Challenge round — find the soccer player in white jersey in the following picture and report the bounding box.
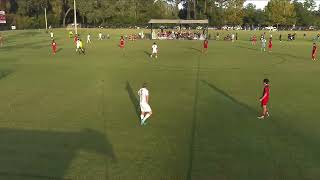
[50,31,54,40]
[87,33,91,43]
[138,83,152,125]
[150,42,158,59]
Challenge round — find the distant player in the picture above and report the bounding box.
[138,83,152,125]
[150,42,158,59]
[119,36,125,49]
[312,43,317,61]
[252,35,257,45]
[50,31,54,40]
[74,34,78,45]
[279,34,282,42]
[258,79,270,119]
[69,30,73,38]
[76,39,85,54]
[98,32,103,40]
[231,33,235,43]
[87,33,91,44]
[268,38,273,52]
[261,37,266,52]
[202,39,208,54]
[51,39,57,55]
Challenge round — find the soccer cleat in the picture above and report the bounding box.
[266,112,270,117]
[257,116,265,119]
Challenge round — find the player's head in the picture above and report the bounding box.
[313,42,316,46]
[142,83,147,88]
[121,36,123,39]
[263,79,269,85]
[153,42,156,45]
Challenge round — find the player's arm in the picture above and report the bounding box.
[260,93,267,101]
[146,95,149,103]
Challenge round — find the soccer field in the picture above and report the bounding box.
[0,29,320,180]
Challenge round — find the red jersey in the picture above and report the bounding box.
[203,40,208,48]
[253,36,257,41]
[52,42,57,48]
[261,84,270,105]
[120,39,125,46]
[74,36,78,44]
[312,45,317,54]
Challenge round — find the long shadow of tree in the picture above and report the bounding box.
[0,128,116,180]
[189,80,320,180]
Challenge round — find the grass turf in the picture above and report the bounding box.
[0,29,320,180]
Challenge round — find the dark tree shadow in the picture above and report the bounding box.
[143,51,151,57]
[0,128,116,180]
[0,69,13,80]
[201,80,258,115]
[193,80,320,179]
[56,48,63,53]
[188,47,202,53]
[125,81,140,122]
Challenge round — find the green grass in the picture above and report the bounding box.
[0,28,320,180]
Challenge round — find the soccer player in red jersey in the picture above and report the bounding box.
[252,35,257,45]
[268,37,272,52]
[258,79,270,119]
[312,43,317,61]
[51,39,57,55]
[74,34,78,44]
[202,39,208,55]
[120,36,125,49]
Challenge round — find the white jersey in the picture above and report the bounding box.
[138,88,149,104]
[152,44,158,53]
[76,40,81,48]
[87,35,91,40]
[50,32,54,38]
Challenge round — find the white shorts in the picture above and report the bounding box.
[152,50,157,54]
[140,103,152,113]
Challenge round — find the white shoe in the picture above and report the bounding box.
[257,116,265,119]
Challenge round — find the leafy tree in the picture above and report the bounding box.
[265,0,296,26]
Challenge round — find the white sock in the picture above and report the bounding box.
[140,114,144,120]
[143,114,151,121]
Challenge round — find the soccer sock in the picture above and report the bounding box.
[143,114,151,121]
[140,114,144,120]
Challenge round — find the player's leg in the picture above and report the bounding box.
[142,111,152,125]
[155,52,158,59]
[258,105,267,119]
[141,104,152,125]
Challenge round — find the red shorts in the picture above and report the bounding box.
[261,100,268,106]
[120,44,124,48]
[52,47,56,52]
[204,45,208,49]
[268,44,272,48]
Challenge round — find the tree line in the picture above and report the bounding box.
[0,0,319,29]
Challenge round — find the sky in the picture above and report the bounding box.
[244,0,320,10]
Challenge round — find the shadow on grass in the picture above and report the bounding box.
[0,69,13,80]
[0,128,115,180]
[144,51,151,57]
[201,80,258,115]
[192,80,320,179]
[56,48,63,53]
[0,39,49,51]
[236,43,305,61]
[188,47,202,53]
[125,81,140,122]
